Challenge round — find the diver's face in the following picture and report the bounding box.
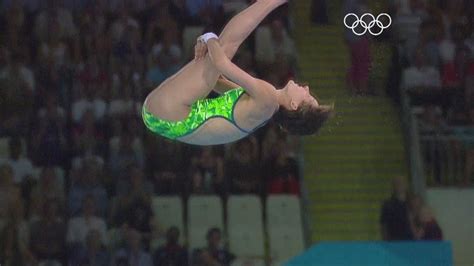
[285,80,318,110]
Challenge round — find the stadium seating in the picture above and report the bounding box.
[227,195,265,258]
[151,196,185,249]
[267,195,305,264]
[187,195,224,249]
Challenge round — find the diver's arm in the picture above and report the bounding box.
[207,39,277,109]
[213,76,240,94]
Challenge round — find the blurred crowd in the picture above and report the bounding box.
[391,0,474,185]
[380,176,443,241]
[0,0,301,265]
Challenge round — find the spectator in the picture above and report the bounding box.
[108,85,139,118]
[109,117,144,158]
[195,227,235,266]
[149,138,188,195]
[37,20,69,70]
[0,164,21,222]
[69,229,110,266]
[416,204,443,240]
[311,0,329,24]
[29,167,65,220]
[72,88,107,124]
[69,159,108,217]
[190,147,225,195]
[29,199,67,265]
[109,130,145,178]
[111,166,153,246]
[440,24,469,89]
[144,3,181,51]
[116,165,153,197]
[344,0,372,95]
[380,176,414,240]
[0,137,35,185]
[0,198,34,265]
[32,94,68,166]
[72,109,106,157]
[409,196,443,240]
[401,48,441,91]
[226,138,262,194]
[263,138,300,195]
[418,20,442,68]
[112,228,153,266]
[146,29,182,88]
[153,226,188,266]
[0,51,35,92]
[185,0,223,23]
[34,0,77,41]
[110,7,139,45]
[67,196,108,247]
[0,52,34,135]
[256,19,297,81]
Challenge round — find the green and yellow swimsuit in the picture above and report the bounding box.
[142,88,265,140]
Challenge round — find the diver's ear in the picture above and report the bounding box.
[290,100,298,111]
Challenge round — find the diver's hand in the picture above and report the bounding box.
[194,39,208,61]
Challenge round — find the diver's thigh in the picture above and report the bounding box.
[158,56,221,105]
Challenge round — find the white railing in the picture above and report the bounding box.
[419,132,474,186]
[401,92,427,196]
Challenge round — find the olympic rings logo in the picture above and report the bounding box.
[343,13,392,36]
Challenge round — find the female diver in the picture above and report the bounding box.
[142,0,333,146]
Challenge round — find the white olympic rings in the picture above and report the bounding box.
[343,13,392,36]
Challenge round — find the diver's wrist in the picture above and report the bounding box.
[198,32,219,44]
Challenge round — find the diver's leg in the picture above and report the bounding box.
[219,0,287,59]
[144,0,287,120]
[144,57,221,121]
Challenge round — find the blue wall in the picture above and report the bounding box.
[286,241,453,266]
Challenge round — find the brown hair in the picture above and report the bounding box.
[274,100,333,136]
